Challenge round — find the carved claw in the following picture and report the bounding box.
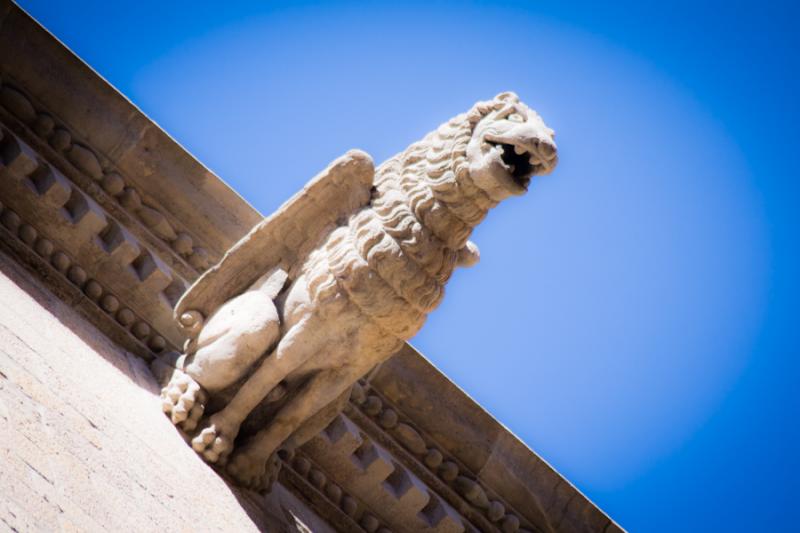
[190,415,237,465]
[161,370,207,433]
[227,450,281,492]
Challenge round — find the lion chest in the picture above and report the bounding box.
[299,207,451,340]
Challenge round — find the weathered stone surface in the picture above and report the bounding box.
[363,394,383,416]
[49,127,71,151]
[17,222,35,244]
[378,407,398,429]
[369,345,503,475]
[66,142,103,180]
[454,476,490,508]
[31,166,71,208]
[393,423,428,455]
[172,231,194,255]
[137,203,178,241]
[0,85,35,122]
[425,448,444,469]
[365,342,622,531]
[32,112,53,137]
[305,414,464,532]
[100,171,125,196]
[0,123,38,175]
[118,186,141,210]
[187,246,210,269]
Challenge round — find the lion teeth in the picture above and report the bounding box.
[529,155,540,166]
[508,164,516,174]
[514,145,526,155]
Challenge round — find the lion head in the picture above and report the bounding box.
[321,92,559,336]
[374,92,557,254]
[466,91,558,200]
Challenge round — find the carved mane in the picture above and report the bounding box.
[308,100,508,340]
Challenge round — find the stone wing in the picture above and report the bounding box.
[174,150,374,323]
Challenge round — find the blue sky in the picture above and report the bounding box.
[17,1,799,530]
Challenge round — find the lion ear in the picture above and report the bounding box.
[467,103,491,126]
[495,91,520,103]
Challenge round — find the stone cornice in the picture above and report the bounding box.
[346,385,530,531]
[0,1,262,264]
[0,123,181,352]
[0,199,168,359]
[0,75,215,279]
[0,87,207,280]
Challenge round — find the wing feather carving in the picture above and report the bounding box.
[174,149,374,323]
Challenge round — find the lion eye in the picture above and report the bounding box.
[507,113,525,123]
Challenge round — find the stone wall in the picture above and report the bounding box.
[0,251,330,532]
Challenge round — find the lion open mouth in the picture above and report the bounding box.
[484,136,557,191]
[499,143,535,189]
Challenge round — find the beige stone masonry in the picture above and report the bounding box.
[0,252,286,531]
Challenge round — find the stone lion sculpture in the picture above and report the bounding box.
[157,92,557,490]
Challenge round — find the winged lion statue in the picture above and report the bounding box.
[156,92,558,490]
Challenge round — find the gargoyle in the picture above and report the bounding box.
[156,92,558,490]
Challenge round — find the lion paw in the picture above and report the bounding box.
[190,417,237,465]
[227,450,281,492]
[160,370,207,432]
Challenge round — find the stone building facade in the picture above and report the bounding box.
[0,2,622,531]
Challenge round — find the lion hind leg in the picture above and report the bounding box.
[189,313,323,465]
[183,290,281,393]
[226,368,356,490]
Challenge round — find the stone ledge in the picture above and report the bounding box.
[365,345,622,532]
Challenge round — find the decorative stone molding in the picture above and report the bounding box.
[282,451,393,533]
[0,123,184,348]
[303,413,466,533]
[348,382,531,532]
[0,197,171,359]
[0,77,214,277]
